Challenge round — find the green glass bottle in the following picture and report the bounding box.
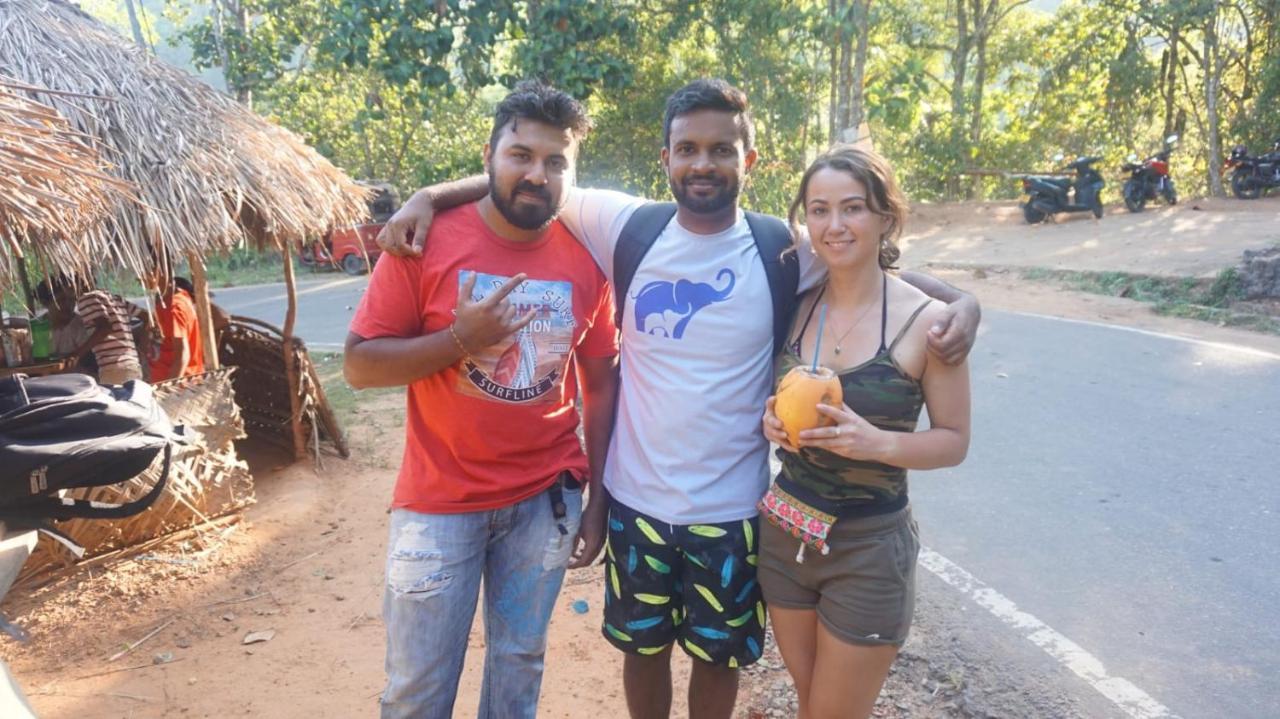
[30,316,52,360]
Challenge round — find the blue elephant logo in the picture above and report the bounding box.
[632,268,736,339]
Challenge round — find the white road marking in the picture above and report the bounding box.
[919,547,1180,719]
[1008,310,1280,362]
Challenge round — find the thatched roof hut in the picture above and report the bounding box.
[0,0,368,282]
[1,0,357,463]
[0,79,133,285]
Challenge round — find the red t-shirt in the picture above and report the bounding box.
[349,203,619,513]
[149,289,205,381]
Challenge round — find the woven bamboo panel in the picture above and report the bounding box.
[218,316,348,459]
[17,369,253,583]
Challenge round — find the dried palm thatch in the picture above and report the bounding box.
[0,79,135,284]
[219,316,349,460]
[0,0,368,285]
[17,369,254,585]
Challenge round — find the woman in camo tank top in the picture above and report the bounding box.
[759,146,971,719]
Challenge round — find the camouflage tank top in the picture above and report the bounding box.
[775,279,931,518]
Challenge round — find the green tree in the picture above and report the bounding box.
[147,0,1279,209]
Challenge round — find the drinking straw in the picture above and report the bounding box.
[812,304,828,372]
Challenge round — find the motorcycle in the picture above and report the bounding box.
[1225,138,1280,200]
[1121,135,1179,212]
[1019,154,1105,224]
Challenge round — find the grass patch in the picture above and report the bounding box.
[312,351,401,427]
[204,249,290,288]
[201,248,345,288]
[312,351,403,469]
[1151,302,1280,333]
[90,249,298,294]
[1018,267,1204,303]
[4,249,300,318]
[1018,267,1280,335]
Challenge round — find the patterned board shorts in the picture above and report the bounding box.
[601,500,766,668]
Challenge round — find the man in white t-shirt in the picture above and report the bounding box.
[377,79,979,718]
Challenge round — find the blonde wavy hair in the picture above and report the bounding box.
[787,145,908,270]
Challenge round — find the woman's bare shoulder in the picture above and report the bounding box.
[913,298,950,335]
[885,273,936,317]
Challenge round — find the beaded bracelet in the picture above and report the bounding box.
[448,323,472,357]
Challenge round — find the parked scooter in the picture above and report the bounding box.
[1018,154,1105,224]
[1225,138,1280,199]
[1121,135,1179,212]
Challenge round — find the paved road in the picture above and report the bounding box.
[219,277,1280,718]
[910,313,1280,719]
[214,275,369,351]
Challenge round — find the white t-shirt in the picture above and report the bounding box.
[560,188,824,524]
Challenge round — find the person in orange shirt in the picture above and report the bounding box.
[344,82,619,719]
[173,276,231,344]
[144,268,205,381]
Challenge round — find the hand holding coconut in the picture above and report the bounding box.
[767,305,851,454]
[769,368,892,463]
[796,402,893,462]
[762,395,800,453]
[767,362,844,453]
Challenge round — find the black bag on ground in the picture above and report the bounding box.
[0,373,185,522]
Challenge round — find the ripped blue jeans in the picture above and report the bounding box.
[380,482,582,719]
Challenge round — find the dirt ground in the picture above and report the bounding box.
[901,194,1280,279]
[3,195,1277,718]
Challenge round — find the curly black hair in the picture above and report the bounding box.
[489,80,593,149]
[662,78,754,151]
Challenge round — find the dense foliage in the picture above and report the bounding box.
[144,0,1279,213]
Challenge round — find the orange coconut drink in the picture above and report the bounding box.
[775,303,843,446]
[775,365,843,446]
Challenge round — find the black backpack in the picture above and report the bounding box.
[0,373,184,523]
[612,202,800,355]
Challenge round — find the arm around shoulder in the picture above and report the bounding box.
[558,187,650,273]
[898,269,981,365]
[377,175,488,257]
[916,302,970,466]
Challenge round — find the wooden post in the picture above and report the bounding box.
[186,252,220,371]
[306,358,349,458]
[280,242,307,461]
[16,257,34,314]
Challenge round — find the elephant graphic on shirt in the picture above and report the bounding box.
[632,268,736,339]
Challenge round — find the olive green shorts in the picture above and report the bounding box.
[757,505,919,646]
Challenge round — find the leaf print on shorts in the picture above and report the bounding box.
[644,554,671,574]
[634,516,665,545]
[694,583,725,613]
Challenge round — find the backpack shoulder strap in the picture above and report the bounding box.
[613,202,678,329]
[743,211,800,356]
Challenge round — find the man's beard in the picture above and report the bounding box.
[670,172,740,214]
[489,175,559,231]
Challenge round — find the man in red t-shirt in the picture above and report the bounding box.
[145,271,206,381]
[345,82,619,719]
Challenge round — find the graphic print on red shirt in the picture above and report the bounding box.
[348,203,618,514]
[456,272,579,404]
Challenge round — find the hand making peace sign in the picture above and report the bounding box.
[451,272,539,354]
